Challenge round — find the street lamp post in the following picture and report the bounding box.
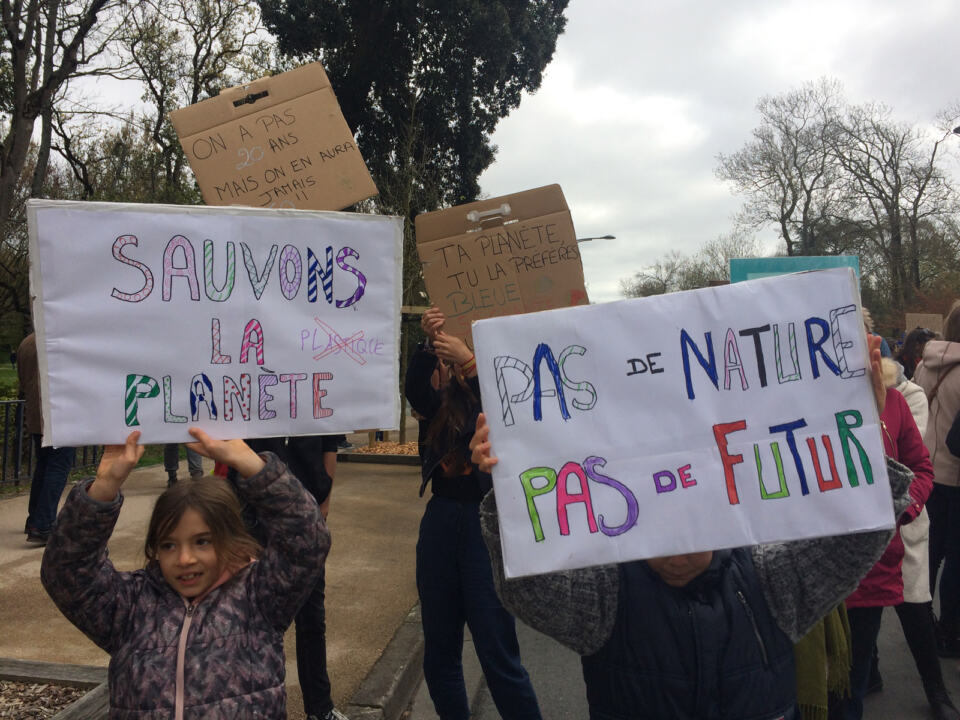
[576,234,616,243]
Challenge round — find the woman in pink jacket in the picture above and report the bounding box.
[841,383,940,719]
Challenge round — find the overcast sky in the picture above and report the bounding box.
[478,0,960,303]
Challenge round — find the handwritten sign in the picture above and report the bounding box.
[472,269,893,578]
[170,62,377,212]
[415,185,588,348]
[27,200,402,446]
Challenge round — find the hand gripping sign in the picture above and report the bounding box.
[472,269,893,578]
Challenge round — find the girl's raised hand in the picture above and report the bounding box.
[186,428,265,478]
[469,413,499,474]
[433,332,473,367]
[421,306,446,342]
[88,431,145,502]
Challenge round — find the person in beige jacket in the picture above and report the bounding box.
[914,301,960,655]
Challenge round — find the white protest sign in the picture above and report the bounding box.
[27,200,402,446]
[472,268,893,578]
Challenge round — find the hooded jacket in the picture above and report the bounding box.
[915,340,960,487]
[845,387,933,607]
[41,453,329,719]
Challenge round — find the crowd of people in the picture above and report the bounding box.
[18,298,960,719]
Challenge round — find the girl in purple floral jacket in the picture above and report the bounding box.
[41,429,330,719]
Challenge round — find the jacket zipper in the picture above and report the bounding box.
[688,604,703,713]
[175,603,196,720]
[736,590,769,667]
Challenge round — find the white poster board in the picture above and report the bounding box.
[27,200,403,446]
[472,268,894,578]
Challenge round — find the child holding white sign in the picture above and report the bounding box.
[470,336,913,720]
[40,429,329,718]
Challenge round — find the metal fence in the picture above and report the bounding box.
[0,399,102,488]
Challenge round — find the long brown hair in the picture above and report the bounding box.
[425,368,479,476]
[145,477,260,570]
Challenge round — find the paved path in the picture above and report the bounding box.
[0,452,424,719]
[411,600,960,719]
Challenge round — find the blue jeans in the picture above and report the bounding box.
[26,435,76,533]
[416,495,542,720]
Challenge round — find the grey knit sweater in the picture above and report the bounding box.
[479,457,913,655]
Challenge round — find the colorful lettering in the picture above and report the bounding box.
[162,376,187,423]
[124,374,159,426]
[723,327,749,391]
[313,372,333,418]
[280,373,307,418]
[258,374,278,420]
[307,246,334,304]
[769,419,809,495]
[241,242,278,300]
[532,343,571,422]
[519,466,558,542]
[162,235,200,301]
[556,461,598,536]
[558,344,597,411]
[805,317,842,379]
[807,435,843,492]
[278,244,302,300]
[584,456,638,537]
[681,329,718,400]
[210,318,231,364]
[336,246,367,308]
[223,374,252,422]
[203,239,235,302]
[240,318,265,365]
[190,373,217,420]
[835,409,873,486]
[713,419,747,505]
[110,235,154,302]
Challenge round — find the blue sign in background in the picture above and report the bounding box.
[730,255,860,284]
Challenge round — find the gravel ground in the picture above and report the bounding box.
[0,681,87,719]
[350,441,419,455]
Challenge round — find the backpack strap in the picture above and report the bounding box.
[928,363,960,407]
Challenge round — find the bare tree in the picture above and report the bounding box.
[0,0,129,227]
[621,233,764,298]
[716,78,847,256]
[52,0,271,203]
[830,103,958,309]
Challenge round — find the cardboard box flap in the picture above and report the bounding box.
[170,63,333,137]
[414,185,587,349]
[169,61,377,212]
[415,184,567,244]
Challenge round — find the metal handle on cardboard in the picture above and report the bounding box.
[466,203,511,223]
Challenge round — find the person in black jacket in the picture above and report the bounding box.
[405,307,541,720]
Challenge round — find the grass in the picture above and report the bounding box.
[0,365,17,400]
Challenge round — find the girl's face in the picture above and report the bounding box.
[157,508,222,599]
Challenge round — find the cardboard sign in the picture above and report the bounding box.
[904,313,943,335]
[472,268,893,578]
[170,62,377,212]
[27,200,403,446]
[415,185,588,348]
